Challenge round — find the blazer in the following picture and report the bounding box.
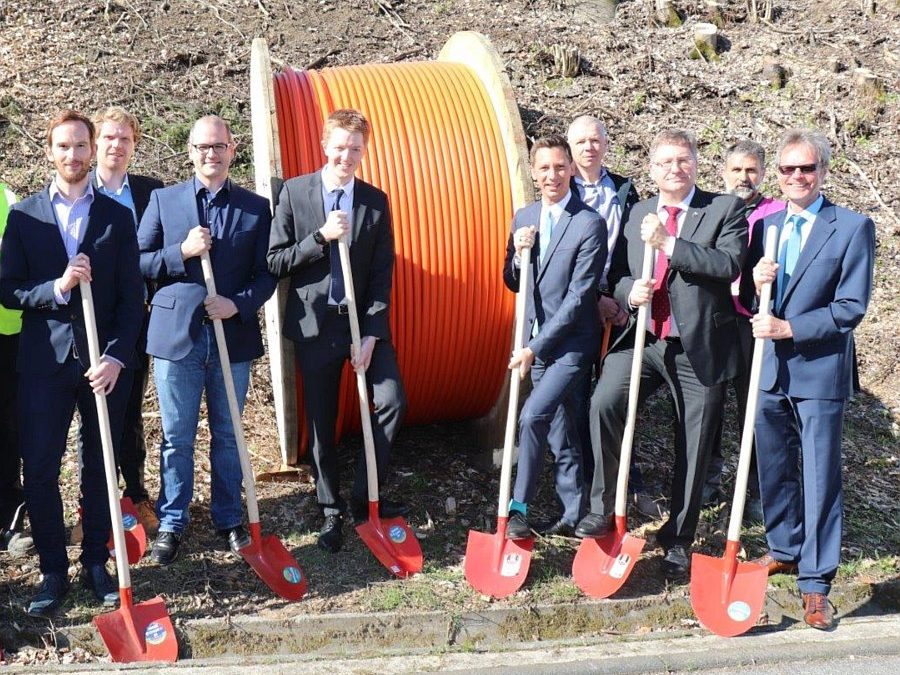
[137,179,276,363]
[89,170,164,226]
[747,197,875,399]
[267,173,395,343]
[502,193,606,366]
[609,188,748,386]
[0,187,144,375]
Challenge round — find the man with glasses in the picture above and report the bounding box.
[747,129,874,630]
[576,129,748,579]
[137,115,276,565]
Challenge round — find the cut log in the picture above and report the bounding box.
[853,68,884,100]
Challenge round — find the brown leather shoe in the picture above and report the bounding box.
[135,499,160,536]
[802,592,834,630]
[752,552,798,576]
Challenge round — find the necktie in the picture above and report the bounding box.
[532,210,554,337]
[329,188,346,304]
[776,215,805,311]
[650,206,681,339]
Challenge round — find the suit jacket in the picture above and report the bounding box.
[746,197,875,399]
[267,173,395,343]
[89,170,164,226]
[609,188,748,386]
[0,188,144,375]
[502,193,606,366]
[137,179,276,362]
[569,169,640,228]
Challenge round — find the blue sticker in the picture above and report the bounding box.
[282,566,303,584]
[144,622,167,645]
[388,525,407,544]
[122,514,138,530]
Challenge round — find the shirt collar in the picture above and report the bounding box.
[49,176,94,205]
[786,193,824,223]
[658,186,695,216]
[573,168,610,189]
[542,189,572,220]
[95,171,131,196]
[194,176,231,199]
[321,167,355,194]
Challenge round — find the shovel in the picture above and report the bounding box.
[690,225,777,637]
[107,497,147,565]
[464,245,534,598]
[200,253,308,601]
[79,280,177,663]
[336,239,423,578]
[573,242,654,598]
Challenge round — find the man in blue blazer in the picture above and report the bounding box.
[138,115,276,565]
[502,134,606,539]
[748,129,875,630]
[0,110,144,616]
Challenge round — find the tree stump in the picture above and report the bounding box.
[689,23,720,61]
[762,56,787,89]
[853,68,884,100]
[655,0,681,27]
[550,44,581,78]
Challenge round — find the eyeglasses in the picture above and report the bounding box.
[652,158,694,170]
[777,164,818,176]
[191,143,230,155]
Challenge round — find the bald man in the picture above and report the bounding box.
[137,115,276,566]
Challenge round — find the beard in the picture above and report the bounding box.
[728,184,757,201]
[57,162,90,185]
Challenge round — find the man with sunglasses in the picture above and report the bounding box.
[577,129,748,579]
[137,115,276,565]
[747,129,875,630]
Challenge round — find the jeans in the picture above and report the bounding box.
[154,324,250,534]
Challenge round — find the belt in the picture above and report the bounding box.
[327,304,350,315]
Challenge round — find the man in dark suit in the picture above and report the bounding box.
[502,135,606,539]
[138,115,276,565]
[267,108,407,553]
[576,129,748,578]
[748,129,875,630]
[89,106,164,536]
[0,110,144,616]
[566,116,662,525]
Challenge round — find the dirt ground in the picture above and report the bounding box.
[1,0,899,666]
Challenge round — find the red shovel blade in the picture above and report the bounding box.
[690,542,769,637]
[107,497,147,565]
[355,514,423,578]
[238,523,307,601]
[464,517,534,598]
[572,517,645,598]
[93,592,177,663]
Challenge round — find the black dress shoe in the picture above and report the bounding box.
[318,514,344,553]
[661,544,690,578]
[26,573,70,618]
[351,498,410,523]
[535,518,576,537]
[81,564,119,607]
[575,513,611,539]
[150,531,182,566]
[505,511,532,540]
[218,525,251,554]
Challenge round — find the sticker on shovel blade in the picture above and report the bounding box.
[145,622,168,645]
[609,553,631,579]
[122,514,138,530]
[282,566,303,584]
[727,601,752,622]
[388,525,407,544]
[500,553,523,577]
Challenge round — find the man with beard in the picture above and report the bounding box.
[700,140,784,521]
[576,129,747,578]
[0,110,144,616]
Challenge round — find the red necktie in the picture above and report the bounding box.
[650,206,681,339]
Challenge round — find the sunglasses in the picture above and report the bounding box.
[777,164,818,176]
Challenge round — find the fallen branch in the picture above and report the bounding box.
[843,157,900,234]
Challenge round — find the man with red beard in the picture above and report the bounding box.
[0,110,144,616]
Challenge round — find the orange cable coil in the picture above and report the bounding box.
[273,62,515,453]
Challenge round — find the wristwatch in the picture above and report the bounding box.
[313,229,327,246]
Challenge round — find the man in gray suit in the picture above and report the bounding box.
[267,109,407,554]
[502,134,606,539]
[576,129,748,578]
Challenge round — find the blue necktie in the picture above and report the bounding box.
[329,189,346,304]
[776,215,805,311]
[533,210,554,337]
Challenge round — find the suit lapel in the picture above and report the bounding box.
[352,182,368,243]
[78,194,105,254]
[307,174,327,230]
[182,180,200,230]
[781,201,837,306]
[36,188,71,266]
[682,190,708,241]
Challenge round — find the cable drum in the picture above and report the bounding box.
[252,33,532,463]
